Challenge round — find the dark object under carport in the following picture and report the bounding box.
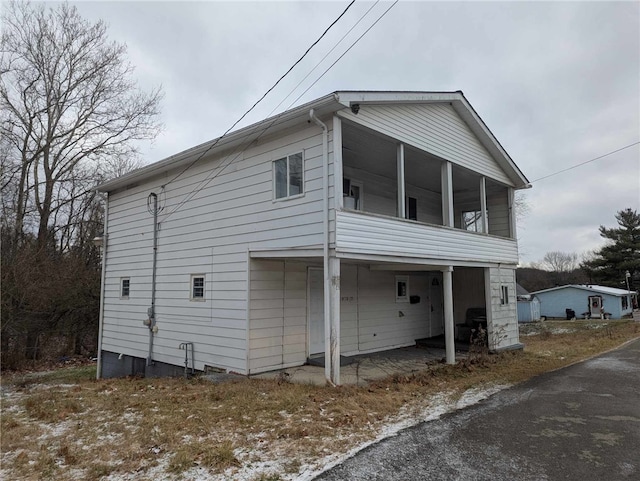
[456,307,487,343]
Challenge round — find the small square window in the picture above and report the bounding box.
[120,278,130,299]
[396,276,409,303]
[191,275,205,301]
[500,285,509,305]
[274,152,304,199]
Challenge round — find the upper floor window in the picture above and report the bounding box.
[343,178,363,210]
[462,210,483,232]
[120,278,130,299]
[405,196,417,221]
[274,152,303,199]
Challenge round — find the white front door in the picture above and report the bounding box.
[308,268,324,356]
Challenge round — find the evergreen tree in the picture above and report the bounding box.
[581,208,640,291]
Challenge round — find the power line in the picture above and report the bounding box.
[531,141,640,183]
[264,1,381,119]
[161,1,398,222]
[161,0,356,189]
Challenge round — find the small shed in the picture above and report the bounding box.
[529,285,635,320]
[516,283,541,323]
[517,297,541,323]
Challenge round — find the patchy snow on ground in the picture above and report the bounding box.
[294,384,510,481]
[2,381,510,481]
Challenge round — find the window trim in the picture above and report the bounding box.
[190,274,206,301]
[273,152,305,201]
[396,275,410,303]
[120,277,130,299]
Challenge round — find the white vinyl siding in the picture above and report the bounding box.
[248,259,308,374]
[338,103,513,185]
[102,122,331,375]
[336,210,519,265]
[486,267,518,349]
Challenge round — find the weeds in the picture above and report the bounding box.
[1,320,637,481]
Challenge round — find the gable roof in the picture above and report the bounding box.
[530,284,635,297]
[96,90,530,193]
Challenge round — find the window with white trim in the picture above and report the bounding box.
[191,275,205,301]
[120,278,130,299]
[274,152,303,199]
[396,275,409,303]
[500,285,509,305]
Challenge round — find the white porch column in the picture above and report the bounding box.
[442,265,455,364]
[333,115,344,210]
[441,161,454,227]
[480,176,488,234]
[397,143,406,218]
[328,256,341,385]
[508,187,516,239]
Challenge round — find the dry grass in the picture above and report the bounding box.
[1,320,638,480]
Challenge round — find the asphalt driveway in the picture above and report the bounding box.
[315,338,640,481]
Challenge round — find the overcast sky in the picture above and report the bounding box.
[68,0,640,265]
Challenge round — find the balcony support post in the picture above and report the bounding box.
[328,256,341,385]
[442,265,455,364]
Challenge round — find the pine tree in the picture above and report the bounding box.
[582,208,640,291]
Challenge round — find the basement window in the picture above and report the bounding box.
[120,278,130,299]
[274,152,304,199]
[500,285,510,305]
[191,275,205,301]
[396,276,409,303]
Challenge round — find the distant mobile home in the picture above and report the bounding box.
[530,285,635,319]
[95,90,531,384]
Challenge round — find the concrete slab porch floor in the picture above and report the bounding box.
[252,346,467,386]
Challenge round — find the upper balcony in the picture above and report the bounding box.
[334,119,519,266]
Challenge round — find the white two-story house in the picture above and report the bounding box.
[95,91,530,385]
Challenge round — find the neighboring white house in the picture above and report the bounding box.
[95,90,531,385]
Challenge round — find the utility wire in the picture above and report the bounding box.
[531,141,640,183]
[161,0,356,189]
[161,1,398,222]
[264,1,381,119]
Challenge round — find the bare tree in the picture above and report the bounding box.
[540,251,579,273]
[1,1,161,366]
[1,1,162,250]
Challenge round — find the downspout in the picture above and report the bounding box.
[309,109,332,385]
[147,192,159,367]
[96,193,109,379]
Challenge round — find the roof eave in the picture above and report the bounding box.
[95,92,342,193]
